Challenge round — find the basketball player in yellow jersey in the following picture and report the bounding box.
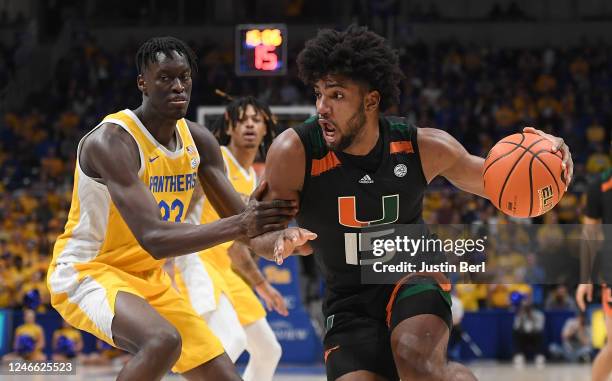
[46,37,296,381]
[175,97,285,381]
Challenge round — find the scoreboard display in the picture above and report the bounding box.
[235,24,287,76]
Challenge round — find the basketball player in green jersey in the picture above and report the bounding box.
[252,26,573,381]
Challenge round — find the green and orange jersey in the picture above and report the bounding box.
[293,116,432,318]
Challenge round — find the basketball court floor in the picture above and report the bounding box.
[0,362,595,381]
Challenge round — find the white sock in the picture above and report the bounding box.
[242,318,282,381]
[203,294,247,362]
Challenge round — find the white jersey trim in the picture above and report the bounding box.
[221,146,255,182]
[49,264,115,341]
[123,109,184,159]
[54,166,112,265]
[174,253,217,315]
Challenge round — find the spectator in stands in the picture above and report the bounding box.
[586,119,606,145]
[9,255,25,294]
[489,283,531,310]
[523,253,546,284]
[549,312,591,363]
[18,269,49,311]
[586,143,612,174]
[493,99,517,132]
[537,211,564,250]
[3,309,46,361]
[489,284,513,309]
[455,283,486,311]
[513,297,546,367]
[545,284,578,311]
[0,258,15,308]
[557,192,580,223]
[52,320,84,361]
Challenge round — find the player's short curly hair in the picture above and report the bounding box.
[297,25,404,111]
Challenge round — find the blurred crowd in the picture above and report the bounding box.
[0,33,611,316]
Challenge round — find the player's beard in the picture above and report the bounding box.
[241,140,258,149]
[331,105,366,152]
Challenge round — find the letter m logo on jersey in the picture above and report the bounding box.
[338,195,399,228]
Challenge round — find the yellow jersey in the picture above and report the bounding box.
[51,109,200,273]
[196,146,256,270]
[0,269,15,308]
[15,323,44,347]
[0,290,11,308]
[54,327,82,344]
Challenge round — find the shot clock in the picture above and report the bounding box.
[235,24,287,76]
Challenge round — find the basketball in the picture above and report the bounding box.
[483,132,566,218]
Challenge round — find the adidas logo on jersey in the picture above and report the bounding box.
[359,174,374,184]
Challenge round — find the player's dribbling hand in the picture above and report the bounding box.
[255,281,289,316]
[242,181,298,238]
[575,283,593,312]
[273,227,317,265]
[523,127,574,191]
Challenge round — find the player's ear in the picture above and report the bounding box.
[365,90,380,112]
[137,74,147,95]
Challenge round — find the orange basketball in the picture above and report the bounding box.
[483,132,566,218]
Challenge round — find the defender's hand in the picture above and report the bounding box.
[241,181,298,238]
[273,227,317,265]
[523,127,573,191]
[255,281,289,316]
[575,283,593,312]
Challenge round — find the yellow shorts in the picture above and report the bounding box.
[47,262,224,373]
[175,254,266,326]
[174,253,233,315]
[218,266,266,326]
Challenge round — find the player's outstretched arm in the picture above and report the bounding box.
[187,119,296,282]
[81,123,293,259]
[249,129,317,262]
[228,241,289,316]
[187,120,296,234]
[418,127,488,198]
[418,127,573,198]
[187,120,251,217]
